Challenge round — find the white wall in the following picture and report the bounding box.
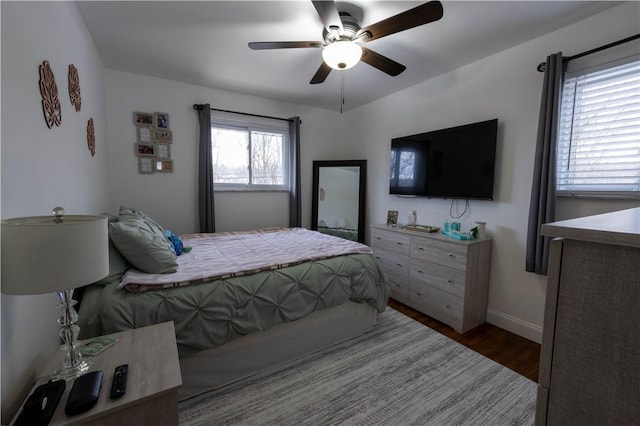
[104,70,343,234]
[1,2,112,420]
[344,2,640,342]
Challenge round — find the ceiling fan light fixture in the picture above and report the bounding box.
[322,41,362,70]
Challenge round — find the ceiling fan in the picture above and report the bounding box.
[248,0,444,84]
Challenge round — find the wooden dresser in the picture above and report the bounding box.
[370,224,492,333]
[536,208,640,425]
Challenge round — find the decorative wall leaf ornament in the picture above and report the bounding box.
[39,60,62,128]
[68,64,81,112]
[87,118,96,157]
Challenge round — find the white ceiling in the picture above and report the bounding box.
[75,1,620,112]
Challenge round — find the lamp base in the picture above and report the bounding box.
[53,289,92,380]
[51,358,93,381]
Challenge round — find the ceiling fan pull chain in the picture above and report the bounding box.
[340,71,345,114]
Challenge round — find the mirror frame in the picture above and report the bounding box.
[311,160,367,243]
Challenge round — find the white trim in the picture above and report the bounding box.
[486,308,543,344]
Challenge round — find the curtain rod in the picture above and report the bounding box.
[192,104,294,123]
[537,33,640,72]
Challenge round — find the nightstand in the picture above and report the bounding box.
[10,321,182,426]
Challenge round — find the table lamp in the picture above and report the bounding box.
[1,207,109,380]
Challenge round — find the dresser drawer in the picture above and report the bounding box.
[386,271,409,301]
[371,227,411,256]
[410,284,464,331]
[372,247,409,278]
[410,236,467,270]
[409,259,466,298]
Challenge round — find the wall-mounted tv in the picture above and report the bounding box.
[389,119,498,200]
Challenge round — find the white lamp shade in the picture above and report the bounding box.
[1,215,109,295]
[322,41,363,70]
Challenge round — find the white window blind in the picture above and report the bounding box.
[557,58,640,197]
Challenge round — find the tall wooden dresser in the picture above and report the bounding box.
[536,208,640,425]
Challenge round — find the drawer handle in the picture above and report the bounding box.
[447,279,453,284]
[396,242,403,246]
[376,236,381,240]
[417,270,424,274]
[446,304,452,309]
[417,292,422,296]
[418,246,425,251]
[448,253,455,258]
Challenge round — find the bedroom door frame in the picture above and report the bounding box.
[311,160,367,243]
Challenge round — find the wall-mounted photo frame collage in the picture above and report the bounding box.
[133,111,173,174]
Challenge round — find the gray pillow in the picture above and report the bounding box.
[109,213,177,274]
[118,206,164,231]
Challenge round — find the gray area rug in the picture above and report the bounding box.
[179,308,536,425]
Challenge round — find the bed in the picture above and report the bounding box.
[317,225,359,241]
[77,208,389,399]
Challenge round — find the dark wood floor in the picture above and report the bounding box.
[389,298,541,383]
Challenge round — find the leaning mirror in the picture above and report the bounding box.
[311,160,366,243]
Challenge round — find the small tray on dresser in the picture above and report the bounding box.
[402,224,440,233]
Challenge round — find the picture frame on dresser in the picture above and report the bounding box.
[386,210,398,226]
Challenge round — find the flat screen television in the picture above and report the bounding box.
[389,118,498,200]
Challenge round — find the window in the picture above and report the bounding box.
[556,58,640,197]
[211,119,288,190]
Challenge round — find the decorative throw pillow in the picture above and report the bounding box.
[118,206,164,231]
[109,211,177,274]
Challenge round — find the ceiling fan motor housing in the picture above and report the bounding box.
[323,12,362,43]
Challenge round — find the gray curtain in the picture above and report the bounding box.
[526,52,564,275]
[196,104,215,233]
[288,117,302,227]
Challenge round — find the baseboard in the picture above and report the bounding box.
[486,308,542,344]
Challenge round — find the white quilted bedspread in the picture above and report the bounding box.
[119,227,372,292]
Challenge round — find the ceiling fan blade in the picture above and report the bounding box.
[249,41,323,50]
[361,47,406,76]
[310,62,332,84]
[357,1,443,43]
[311,0,343,34]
